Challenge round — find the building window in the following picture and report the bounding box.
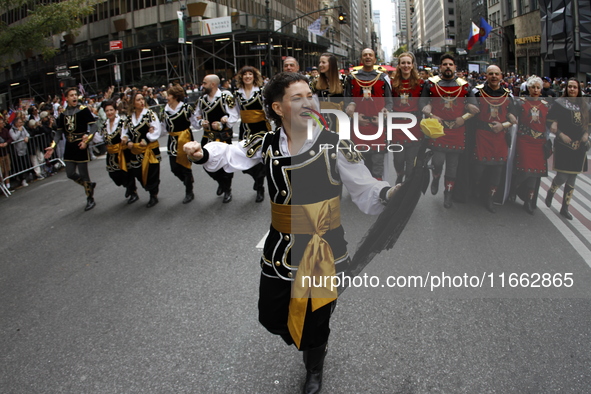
[448,20,455,27]
[448,7,454,15]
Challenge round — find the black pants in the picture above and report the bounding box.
[204,168,233,193]
[169,156,194,194]
[258,273,334,351]
[129,163,160,196]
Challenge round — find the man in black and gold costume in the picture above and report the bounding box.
[195,74,239,203]
[45,87,98,211]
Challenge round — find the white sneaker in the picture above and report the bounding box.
[21,180,28,187]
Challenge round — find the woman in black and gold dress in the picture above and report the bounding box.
[545,78,590,219]
[101,100,137,203]
[123,92,162,208]
[234,65,270,202]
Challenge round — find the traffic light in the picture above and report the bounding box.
[338,12,347,24]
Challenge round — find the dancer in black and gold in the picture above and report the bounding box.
[161,85,199,204]
[195,74,239,203]
[100,100,137,204]
[234,66,270,203]
[545,78,590,220]
[123,91,162,208]
[44,87,98,211]
[185,73,398,394]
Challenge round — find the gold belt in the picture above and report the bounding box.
[271,196,341,349]
[130,141,160,185]
[106,143,128,171]
[240,109,266,124]
[169,129,192,169]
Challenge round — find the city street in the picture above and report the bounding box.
[1,135,591,393]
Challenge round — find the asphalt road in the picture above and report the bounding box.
[1,140,590,393]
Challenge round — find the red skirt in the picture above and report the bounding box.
[515,134,547,175]
[474,128,508,163]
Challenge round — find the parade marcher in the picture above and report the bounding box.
[44,87,98,211]
[184,72,398,394]
[195,74,239,203]
[283,56,300,73]
[545,78,590,220]
[123,91,162,208]
[390,52,424,184]
[234,65,270,203]
[161,84,199,204]
[310,53,345,132]
[0,117,13,190]
[419,54,479,208]
[511,76,550,214]
[470,65,517,213]
[100,100,137,203]
[344,48,393,180]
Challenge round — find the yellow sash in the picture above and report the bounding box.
[106,143,128,172]
[271,196,341,349]
[319,101,343,111]
[240,109,266,123]
[130,141,160,186]
[169,129,192,169]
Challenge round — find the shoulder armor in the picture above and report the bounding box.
[475,84,484,89]
[338,139,363,163]
[503,87,511,93]
[222,91,236,109]
[541,99,548,105]
[456,78,468,86]
[79,105,87,110]
[243,131,266,158]
[428,76,441,84]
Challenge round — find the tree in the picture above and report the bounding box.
[0,0,97,67]
[393,44,408,58]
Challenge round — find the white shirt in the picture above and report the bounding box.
[122,108,161,142]
[202,126,390,215]
[162,101,200,131]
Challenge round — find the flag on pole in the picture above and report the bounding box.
[479,17,493,43]
[467,22,480,50]
[307,17,328,36]
[78,83,86,97]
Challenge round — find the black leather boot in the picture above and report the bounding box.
[545,182,558,207]
[216,184,223,196]
[523,189,535,215]
[255,187,264,203]
[147,194,159,208]
[222,189,232,203]
[303,343,328,394]
[128,192,139,204]
[84,182,96,211]
[560,184,574,220]
[485,187,497,213]
[183,174,194,204]
[431,173,441,195]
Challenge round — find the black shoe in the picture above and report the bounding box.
[216,185,223,196]
[255,188,264,203]
[431,177,440,195]
[125,189,131,198]
[222,190,232,203]
[183,192,194,204]
[485,195,496,213]
[545,188,556,207]
[443,191,453,209]
[560,207,573,220]
[84,198,96,211]
[303,343,327,394]
[523,200,535,215]
[128,193,139,204]
[147,195,158,208]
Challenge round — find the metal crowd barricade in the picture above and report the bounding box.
[1,133,65,198]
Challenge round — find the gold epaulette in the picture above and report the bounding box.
[222,91,236,109]
[428,76,441,84]
[475,84,485,89]
[338,139,362,163]
[80,105,87,110]
[243,131,265,158]
[541,99,548,105]
[456,78,468,86]
[503,87,511,94]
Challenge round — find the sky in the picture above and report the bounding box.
[373,0,394,63]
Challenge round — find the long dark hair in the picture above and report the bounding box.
[562,78,588,130]
[315,53,343,94]
[263,72,309,127]
[391,52,420,92]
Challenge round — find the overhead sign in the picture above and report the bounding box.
[56,70,71,78]
[110,40,123,50]
[201,16,232,36]
[55,64,67,72]
[250,45,267,51]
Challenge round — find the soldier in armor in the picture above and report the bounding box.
[234,66,270,203]
[545,78,590,220]
[195,74,239,203]
[161,84,199,204]
[471,65,517,213]
[419,54,479,208]
[122,91,162,208]
[344,48,393,180]
[44,87,98,211]
[184,72,398,394]
[100,100,137,203]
